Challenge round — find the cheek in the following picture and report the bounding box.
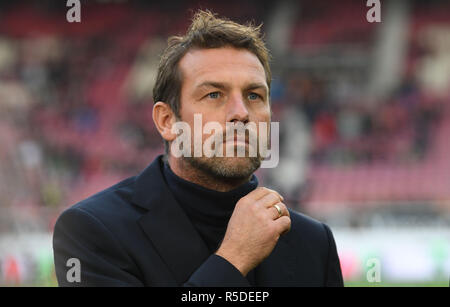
[180,113,225,142]
[254,110,271,137]
[252,107,271,124]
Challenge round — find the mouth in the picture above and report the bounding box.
[225,136,249,146]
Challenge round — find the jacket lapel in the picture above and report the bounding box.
[132,155,211,285]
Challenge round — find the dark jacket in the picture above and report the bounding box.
[53,155,344,286]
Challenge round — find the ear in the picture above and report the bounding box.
[152,102,177,143]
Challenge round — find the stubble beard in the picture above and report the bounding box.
[183,155,262,180]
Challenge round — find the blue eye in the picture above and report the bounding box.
[248,93,260,100]
[208,92,220,99]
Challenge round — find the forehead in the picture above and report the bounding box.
[178,47,267,87]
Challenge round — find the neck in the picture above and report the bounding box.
[167,155,251,192]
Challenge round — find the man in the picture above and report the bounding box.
[53,10,343,287]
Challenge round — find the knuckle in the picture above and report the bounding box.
[258,187,269,193]
[271,191,282,202]
[264,193,279,205]
[281,204,289,215]
[268,188,283,198]
[285,217,292,228]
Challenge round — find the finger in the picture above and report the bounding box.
[246,187,272,201]
[264,188,284,202]
[270,204,282,220]
[247,187,284,202]
[257,192,283,208]
[273,216,291,235]
[269,202,288,220]
[278,203,290,217]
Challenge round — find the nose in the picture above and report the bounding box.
[226,93,249,124]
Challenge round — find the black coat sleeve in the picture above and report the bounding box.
[53,207,144,286]
[183,254,250,287]
[322,223,344,287]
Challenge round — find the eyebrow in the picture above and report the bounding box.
[196,81,229,91]
[245,82,268,96]
[196,81,268,96]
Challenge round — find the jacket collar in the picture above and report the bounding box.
[132,155,211,285]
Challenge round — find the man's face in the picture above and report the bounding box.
[176,46,271,180]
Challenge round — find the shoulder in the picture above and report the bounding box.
[288,209,326,234]
[285,209,334,250]
[56,176,141,232]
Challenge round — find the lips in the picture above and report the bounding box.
[225,135,249,145]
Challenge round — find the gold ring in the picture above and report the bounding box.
[273,204,282,218]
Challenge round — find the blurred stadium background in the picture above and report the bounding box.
[0,0,449,286]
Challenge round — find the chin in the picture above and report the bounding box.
[186,156,261,180]
[222,156,257,168]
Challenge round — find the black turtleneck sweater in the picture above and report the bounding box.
[162,160,259,285]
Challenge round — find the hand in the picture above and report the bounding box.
[215,187,291,276]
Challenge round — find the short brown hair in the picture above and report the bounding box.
[152,10,272,152]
